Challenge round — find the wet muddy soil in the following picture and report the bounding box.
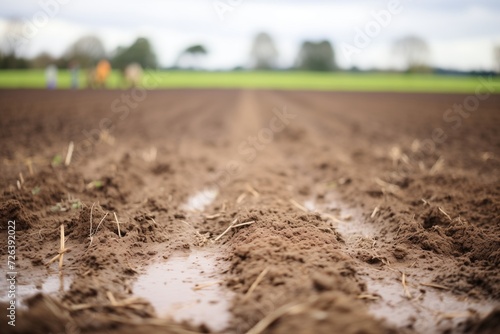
[0,89,499,333]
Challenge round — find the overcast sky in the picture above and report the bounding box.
[1,0,499,70]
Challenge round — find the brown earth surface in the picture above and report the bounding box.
[0,89,499,334]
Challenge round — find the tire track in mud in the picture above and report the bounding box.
[185,90,388,334]
[125,90,275,332]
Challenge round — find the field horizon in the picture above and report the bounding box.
[1,70,499,93]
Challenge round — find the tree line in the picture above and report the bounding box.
[1,27,499,73]
[0,31,344,71]
[0,34,158,71]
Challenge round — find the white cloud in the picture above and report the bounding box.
[430,38,499,71]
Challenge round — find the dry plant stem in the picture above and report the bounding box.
[421,282,450,290]
[193,281,220,291]
[19,172,24,184]
[214,219,256,242]
[321,213,344,224]
[244,267,269,300]
[95,212,109,235]
[438,207,452,221]
[214,218,238,241]
[69,297,149,311]
[402,272,412,299]
[114,212,122,238]
[289,199,308,212]
[237,193,247,204]
[245,297,317,334]
[245,183,260,198]
[374,177,400,194]
[150,218,159,227]
[181,220,207,240]
[438,312,472,320]
[107,291,118,306]
[232,221,255,228]
[357,294,379,300]
[89,202,96,239]
[27,159,34,176]
[88,211,109,250]
[430,156,444,174]
[59,224,65,271]
[205,213,221,220]
[46,247,70,265]
[65,141,74,166]
[86,181,98,189]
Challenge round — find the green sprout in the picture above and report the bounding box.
[86,180,104,189]
[51,154,63,166]
[71,200,82,210]
[93,180,103,188]
[51,203,63,212]
[50,198,82,213]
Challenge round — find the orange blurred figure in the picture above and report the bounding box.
[95,59,111,88]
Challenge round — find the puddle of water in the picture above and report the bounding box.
[303,197,376,240]
[303,196,496,333]
[0,272,71,308]
[181,188,218,211]
[362,269,495,333]
[133,249,232,332]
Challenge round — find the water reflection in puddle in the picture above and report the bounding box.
[362,269,494,333]
[303,197,376,240]
[0,273,71,307]
[182,188,218,211]
[133,249,232,332]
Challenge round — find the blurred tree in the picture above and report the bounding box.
[184,44,207,55]
[250,32,279,70]
[0,52,29,69]
[31,52,56,69]
[64,35,106,68]
[111,37,157,70]
[176,44,208,69]
[0,18,30,69]
[295,40,336,71]
[494,45,500,73]
[393,35,431,73]
[1,19,24,56]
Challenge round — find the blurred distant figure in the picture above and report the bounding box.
[69,60,79,89]
[87,59,111,88]
[124,62,143,87]
[95,59,111,88]
[45,64,57,89]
